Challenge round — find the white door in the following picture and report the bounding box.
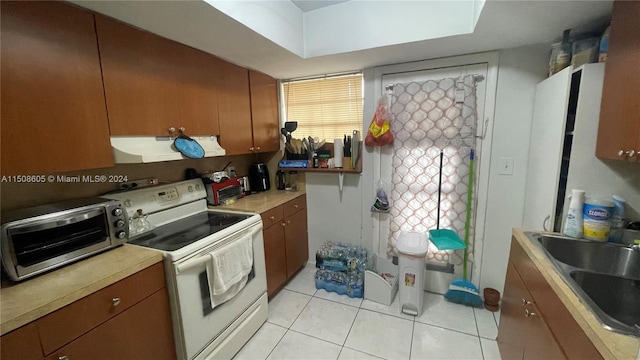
[522,67,572,231]
[377,62,491,293]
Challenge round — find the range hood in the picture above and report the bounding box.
[111,135,225,164]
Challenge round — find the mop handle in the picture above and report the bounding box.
[436,150,443,230]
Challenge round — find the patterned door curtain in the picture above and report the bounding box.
[388,76,480,267]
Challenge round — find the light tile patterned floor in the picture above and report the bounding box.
[234,264,501,360]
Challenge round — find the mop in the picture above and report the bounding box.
[444,149,483,306]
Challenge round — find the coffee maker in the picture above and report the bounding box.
[248,163,270,192]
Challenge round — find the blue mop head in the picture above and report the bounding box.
[444,279,483,307]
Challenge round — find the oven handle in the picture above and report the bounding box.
[175,225,261,274]
[8,208,105,234]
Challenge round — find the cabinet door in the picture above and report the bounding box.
[511,239,602,360]
[1,323,44,360]
[45,290,176,360]
[523,304,565,360]
[217,60,253,155]
[284,209,308,277]
[96,15,219,136]
[263,223,287,297]
[596,0,640,160]
[250,70,281,153]
[497,262,528,360]
[522,67,572,231]
[1,1,113,175]
[498,262,565,360]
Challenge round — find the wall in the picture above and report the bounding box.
[305,44,550,295]
[0,153,273,212]
[479,45,549,293]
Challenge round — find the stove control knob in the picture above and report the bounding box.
[195,184,201,191]
[188,185,194,192]
[115,219,126,228]
[116,231,127,239]
[112,208,123,216]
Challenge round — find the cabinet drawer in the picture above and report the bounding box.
[283,196,306,218]
[261,206,284,228]
[45,289,175,360]
[37,262,165,355]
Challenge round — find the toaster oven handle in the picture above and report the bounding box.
[8,209,105,235]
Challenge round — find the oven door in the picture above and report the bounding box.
[171,220,267,360]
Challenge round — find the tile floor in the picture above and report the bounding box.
[235,264,502,360]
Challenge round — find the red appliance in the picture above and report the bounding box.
[204,177,243,206]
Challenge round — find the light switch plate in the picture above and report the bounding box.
[499,157,514,175]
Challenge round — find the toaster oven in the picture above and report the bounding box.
[204,177,243,206]
[1,197,128,281]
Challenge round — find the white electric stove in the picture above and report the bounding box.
[104,179,267,360]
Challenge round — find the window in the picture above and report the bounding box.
[281,73,363,141]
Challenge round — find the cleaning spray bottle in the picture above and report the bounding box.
[609,195,626,243]
[562,189,585,238]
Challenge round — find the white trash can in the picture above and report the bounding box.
[397,232,429,316]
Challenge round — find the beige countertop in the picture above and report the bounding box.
[211,187,306,214]
[512,228,640,360]
[0,244,163,335]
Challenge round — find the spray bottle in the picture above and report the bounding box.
[562,189,585,238]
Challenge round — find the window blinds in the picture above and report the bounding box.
[282,73,363,141]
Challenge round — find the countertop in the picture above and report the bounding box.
[211,187,306,214]
[0,190,306,336]
[512,228,640,360]
[0,244,163,335]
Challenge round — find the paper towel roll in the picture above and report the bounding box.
[333,139,343,168]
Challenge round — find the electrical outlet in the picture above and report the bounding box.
[119,178,158,190]
[499,157,514,175]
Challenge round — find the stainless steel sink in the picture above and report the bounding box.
[537,235,640,279]
[525,232,640,337]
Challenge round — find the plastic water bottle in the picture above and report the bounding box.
[562,189,585,238]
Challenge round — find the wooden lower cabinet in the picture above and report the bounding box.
[284,209,309,277]
[45,290,175,360]
[263,220,287,297]
[261,195,309,298]
[498,238,602,360]
[499,263,564,360]
[0,323,44,360]
[0,263,176,360]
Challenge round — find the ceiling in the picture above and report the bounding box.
[290,0,350,12]
[71,0,612,79]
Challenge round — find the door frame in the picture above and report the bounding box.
[363,51,499,289]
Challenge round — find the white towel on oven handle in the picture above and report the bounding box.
[205,234,253,304]
[210,274,249,309]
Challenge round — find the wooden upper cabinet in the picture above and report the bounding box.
[217,60,254,155]
[596,0,640,161]
[0,1,113,175]
[95,15,219,137]
[250,70,281,153]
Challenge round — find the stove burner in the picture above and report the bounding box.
[128,211,252,252]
